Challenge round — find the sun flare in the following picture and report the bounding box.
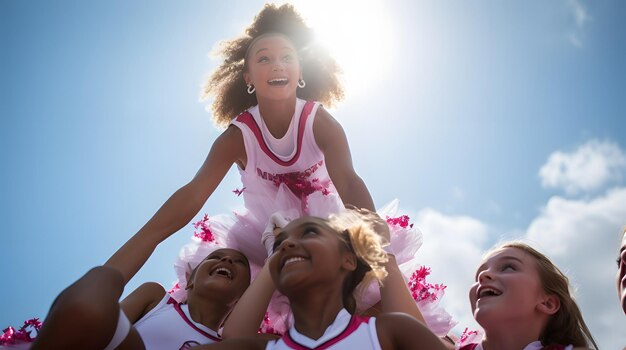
[293,0,396,100]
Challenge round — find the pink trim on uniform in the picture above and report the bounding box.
[281,315,371,350]
[235,101,315,166]
[458,343,568,350]
[167,297,221,342]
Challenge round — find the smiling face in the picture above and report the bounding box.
[244,33,301,102]
[617,230,626,314]
[189,248,251,300]
[269,216,356,297]
[469,247,555,329]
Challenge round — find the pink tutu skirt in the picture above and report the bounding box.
[169,184,455,336]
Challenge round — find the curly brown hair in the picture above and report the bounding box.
[201,3,345,128]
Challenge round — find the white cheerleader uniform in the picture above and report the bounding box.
[133,295,220,350]
[265,309,381,350]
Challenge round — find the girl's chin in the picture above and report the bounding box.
[276,275,308,292]
[258,91,297,101]
[473,307,505,326]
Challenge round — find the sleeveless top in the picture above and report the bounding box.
[133,295,220,349]
[458,341,573,350]
[227,98,343,266]
[265,309,381,350]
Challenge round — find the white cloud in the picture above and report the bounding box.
[413,208,490,335]
[539,140,626,195]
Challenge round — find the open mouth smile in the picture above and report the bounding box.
[210,266,234,280]
[476,286,502,300]
[280,255,309,270]
[268,78,289,86]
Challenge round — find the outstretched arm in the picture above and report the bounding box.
[313,107,375,211]
[105,126,245,283]
[222,261,276,339]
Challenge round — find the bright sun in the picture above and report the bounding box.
[292,0,396,100]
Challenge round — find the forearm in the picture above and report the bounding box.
[222,263,276,339]
[380,255,426,324]
[337,175,375,211]
[105,183,207,283]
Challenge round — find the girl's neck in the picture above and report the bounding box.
[481,322,544,350]
[257,97,297,138]
[186,294,231,331]
[288,286,346,340]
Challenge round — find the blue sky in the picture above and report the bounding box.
[1,0,625,348]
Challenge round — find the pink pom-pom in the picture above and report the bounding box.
[258,312,280,335]
[193,214,217,243]
[458,327,483,347]
[168,282,181,295]
[386,215,414,228]
[1,318,42,345]
[407,266,447,302]
[1,326,16,345]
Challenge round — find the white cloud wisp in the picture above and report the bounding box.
[539,140,626,195]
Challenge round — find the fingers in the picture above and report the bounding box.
[270,211,292,231]
[263,211,294,257]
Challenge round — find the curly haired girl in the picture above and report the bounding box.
[106,3,452,335]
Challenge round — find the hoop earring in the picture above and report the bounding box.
[247,83,255,94]
[297,78,306,88]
